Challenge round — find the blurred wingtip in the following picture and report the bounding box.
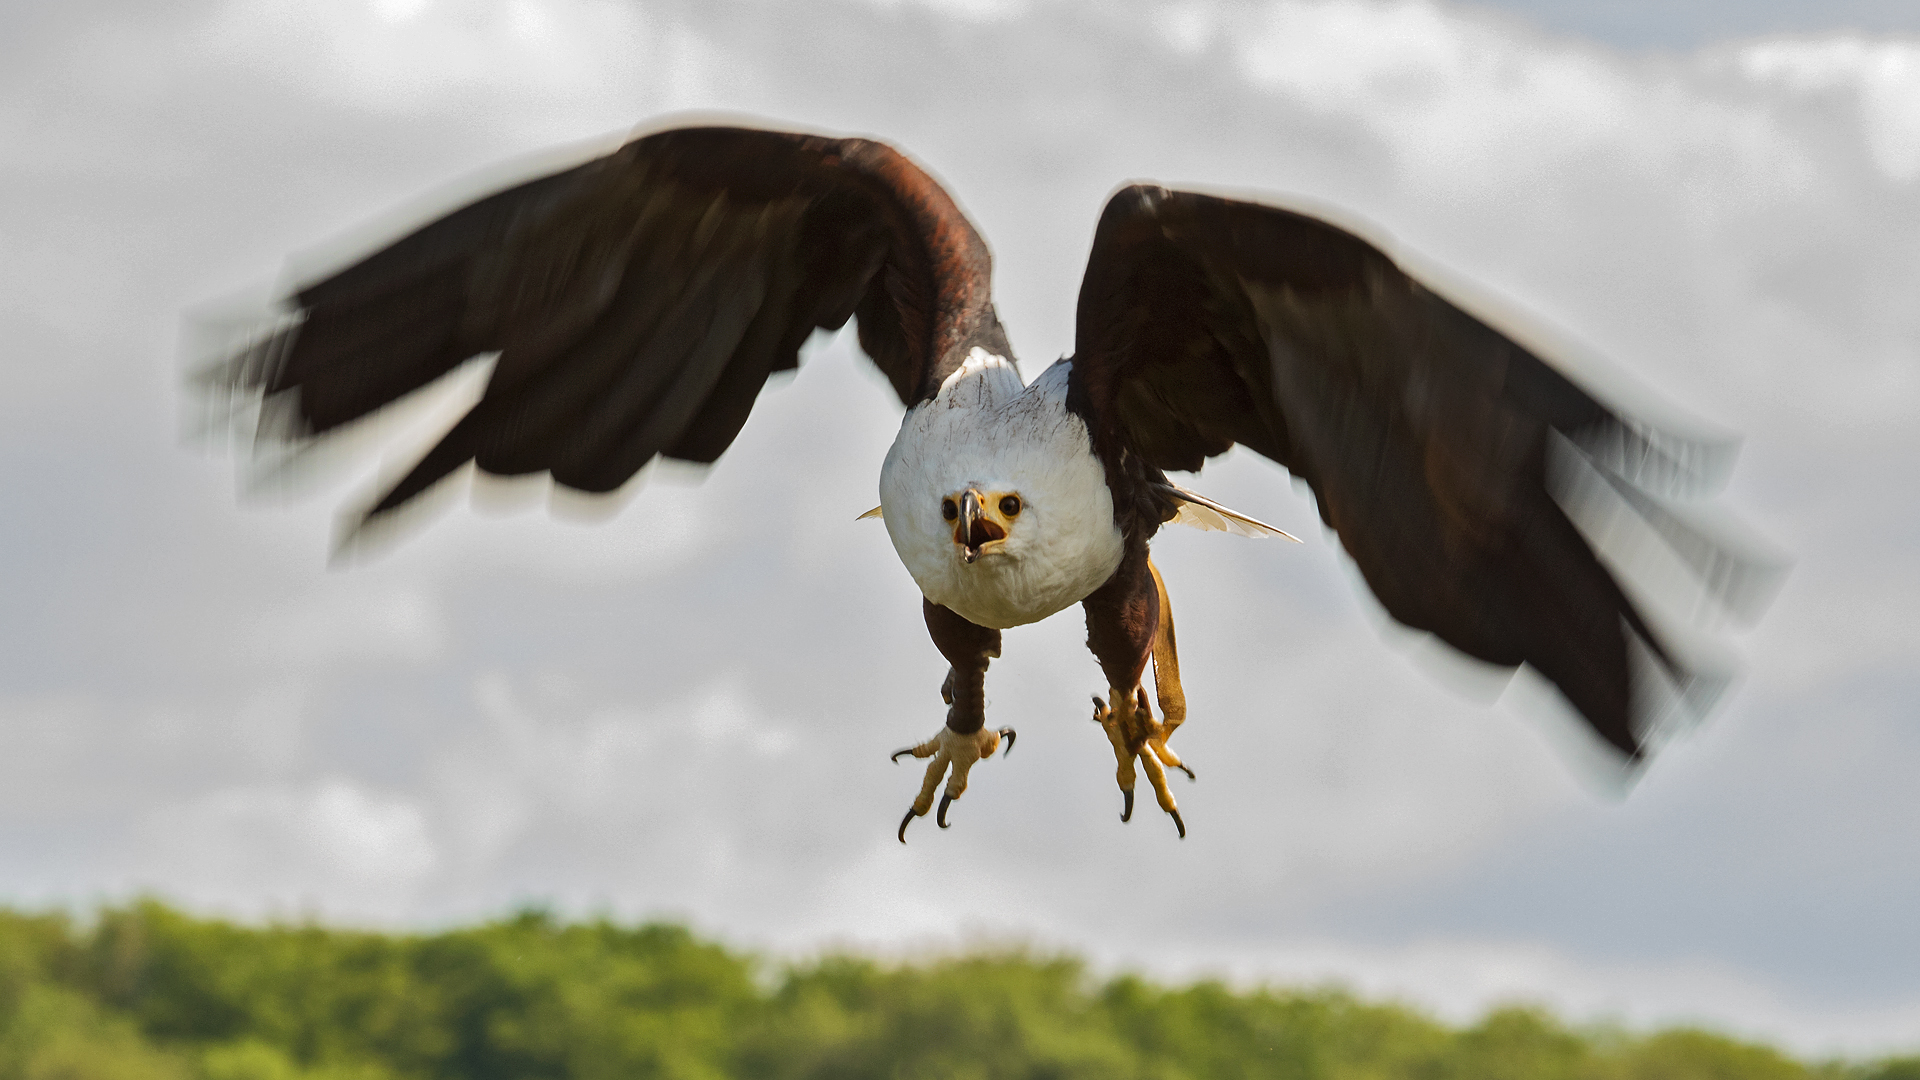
[1549,432,1790,633]
[327,462,473,568]
[1498,610,1739,794]
[1631,634,1737,759]
[1570,413,1745,502]
[185,266,497,553]
[178,290,304,454]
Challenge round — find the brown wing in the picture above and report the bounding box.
[1071,185,1754,759]
[212,126,1003,522]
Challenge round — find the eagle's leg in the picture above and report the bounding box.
[1144,558,1194,781]
[1084,548,1189,837]
[893,600,1012,843]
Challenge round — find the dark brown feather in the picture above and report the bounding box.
[211,126,1003,526]
[1070,185,1748,758]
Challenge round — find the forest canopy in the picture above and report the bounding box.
[0,900,1909,1080]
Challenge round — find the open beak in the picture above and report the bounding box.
[955,489,1005,564]
[960,491,984,564]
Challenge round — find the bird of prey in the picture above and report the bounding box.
[205,123,1754,843]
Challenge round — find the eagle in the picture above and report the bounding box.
[205,124,1749,843]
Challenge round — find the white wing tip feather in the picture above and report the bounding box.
[1163,485,1299,541]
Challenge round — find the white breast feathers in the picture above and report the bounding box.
[878,351,1125,630]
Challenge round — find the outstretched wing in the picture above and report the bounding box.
[208,125,1004,526]
[1071,185,1760,759]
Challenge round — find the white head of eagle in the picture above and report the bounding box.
[879,348,1125,631]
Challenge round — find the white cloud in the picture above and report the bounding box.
[1735,36,1920,182]
[860,0,1032,23]
[204,0,659,118]
[139,780,438,917]
[1228,0,1634,182]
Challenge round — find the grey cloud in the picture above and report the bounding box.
[1465,0,1920,50]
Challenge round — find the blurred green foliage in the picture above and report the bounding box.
[0,900,1906,1079]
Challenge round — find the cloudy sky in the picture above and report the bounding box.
[4,0,1918,1058]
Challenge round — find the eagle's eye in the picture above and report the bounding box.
[999,495,1022,517]
[941,498,958,521]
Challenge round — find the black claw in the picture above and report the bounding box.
[898,808,917,843]
[1176,763,1196,780]
[998,727,1017,756]
[1091,695,1106,717]
[890,747,915,762]
[1170,809,1186,839]
[1121,788,1134,823]
[937,793,954,828]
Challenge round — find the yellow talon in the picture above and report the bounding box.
[894,726,1009,842]
[1090,558,1195,838]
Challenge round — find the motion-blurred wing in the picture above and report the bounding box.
[209,126,1003,525]
[1071,185,1757,758]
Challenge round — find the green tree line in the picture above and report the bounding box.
[0,899,1909,1080]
